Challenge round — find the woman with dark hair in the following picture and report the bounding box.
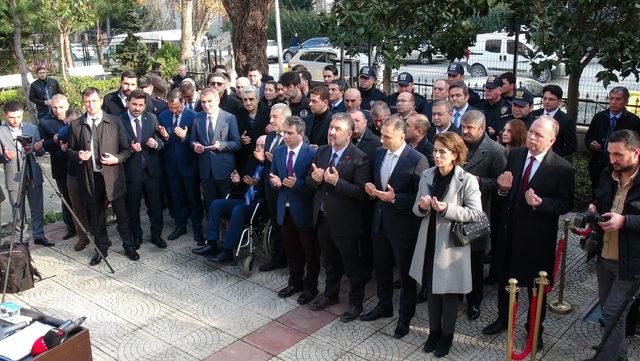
[500,119,527,152]
[260,80,279,107]
[409,132,484,358]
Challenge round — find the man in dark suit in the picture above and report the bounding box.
[449,81,476,129]
[329,79,346,113]
[350,109,381,160]
[38,94,75,239]
[120,90,165,259]
[360,115,429,339]
[236,85,270,171]
[460,110,507,320]
[208,72,243,116]
[585,86,640,192]
[406,113,433,165]
[67,87,133,266]
[483,116,574,350]
[190,88,241,206]
[306,113,370,322]
[255,103,291,271]
[531,84,577,158]
[102,71,155,116]
[270,116,318,305]
[388,72,427,115]
[158,90,203,243]
[426,100,461,144]
[305,86,333,147]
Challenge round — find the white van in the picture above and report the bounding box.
[462,32,560,83]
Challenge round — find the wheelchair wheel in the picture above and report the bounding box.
[261,220,273,258]
[238,255,254,275]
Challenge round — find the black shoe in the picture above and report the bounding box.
[423,329,442,353]
[340,305,363,323]
[483,275,497,285]
[467,305,480,320]
[393,321,410,339]
[89,250,106,266]
[151,237,167,248]
[278,285,303,298]
[192,242,219,255]
[527,331,544,350]
[310,294,339,311]
[433,333,454,358]
[393,279,401,289]
[297,289,318,305]
[259,260,287,272]
[359,305,393,321]
[123,245,140,261]
[167,227,187,241]
[482,319,507,335]
[132,236,142,250]
[34,237,54,247]
[210,249,234,263]
[62,228,76,240]
[417,286,429,304]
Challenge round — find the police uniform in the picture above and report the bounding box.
[389,72,426,114]
[289,95,311,119]
[512,88,535,128]
[358,66,387,111]
[475,76,512,139]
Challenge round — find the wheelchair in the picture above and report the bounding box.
[233,201,273,275]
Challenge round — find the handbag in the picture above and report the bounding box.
[450,185,490,247]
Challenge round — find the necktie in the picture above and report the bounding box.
[603,115,618,153]
[207,116,215,144]
[90,118,101,171]
[380,152,395,190]
[269,134,281,152]
[135,118,146,167]
[520,156,535,194]
[286,150,295,177]
[453,112,461,128]
[328,152,338,169]
[173,115,179,128]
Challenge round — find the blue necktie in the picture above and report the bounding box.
[244,165,263,205]
[603,115,618,153]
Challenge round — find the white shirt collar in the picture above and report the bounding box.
[288,141,303,155]
[387,141,406,158]
[545,108,559,117]
[526,148,549,164]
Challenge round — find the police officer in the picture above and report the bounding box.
[388,72,427,115]
[446,63,481,106]
[511,87,535,127]
[475,75,512,140]
[139,78,168,115]
[358,66,387,111]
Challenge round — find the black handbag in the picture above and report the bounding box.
[450,187,490,247]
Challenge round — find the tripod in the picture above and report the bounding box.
[1,139,114,303]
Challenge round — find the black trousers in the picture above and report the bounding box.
[202,178,232,207]
[54,175,75,231]
[167,174,203,240]
[372,228,417,323]
[466,250,484,307]
[265,191,285,264]
[88,173,132,252]
[317,214,365,307]
[281,208,319,291]
[359,201,375,279]
[127,170,163,241]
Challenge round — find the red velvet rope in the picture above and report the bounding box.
[544,238,566,294]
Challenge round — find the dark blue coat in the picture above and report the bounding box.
[159,108,198,177]
[271,143,315,228]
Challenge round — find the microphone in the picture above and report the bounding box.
[0,321,29,340]
[31,317,86,356]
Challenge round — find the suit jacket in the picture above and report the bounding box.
[220,91,243,116]
[0,123,45,191]
[306,144,370,237]
[330,99,346,113]
[354,127,381,161]
[236,102,270,169]
[531,108,577,157]
[67,113,131,201]
[371,145,429,241]
[38,115,68,180]
[271,143,316,228]
[120,111,164,182]
[305,109,333,146]
[190,109,241,180]
[493,147,574,284]
[263,131,285,205]
[426,123,461,144]
[158,109,198,177]
[585,109,640,182]
[101,90,155,116]
[412,136,434,167]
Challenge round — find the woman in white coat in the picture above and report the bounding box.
[409,132,484,358]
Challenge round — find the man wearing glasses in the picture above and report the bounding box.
[531,84,577,158]
[208,72,242,116]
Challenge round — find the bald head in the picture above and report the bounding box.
[236,77,250,97]
[344,89,362,111]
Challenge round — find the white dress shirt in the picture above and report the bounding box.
[523,149,549,182]
[380,142,406,190]
[85,112,103,172]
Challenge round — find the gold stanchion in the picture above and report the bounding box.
[550,218,573,314]
[530,271,548,361]
[505,278,519,361]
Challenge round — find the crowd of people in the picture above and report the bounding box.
[7,60,640,360]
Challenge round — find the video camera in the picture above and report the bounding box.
[572,212,610,256]
[15,135,32,148]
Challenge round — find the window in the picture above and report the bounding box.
[485,39,501,53]
[300,52,325,62]
[507,40,529,56]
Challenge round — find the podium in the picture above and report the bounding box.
[32,328,92,361]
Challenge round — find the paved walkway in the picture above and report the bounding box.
[4,214,639,361]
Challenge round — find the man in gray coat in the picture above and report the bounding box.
[460,110,506,320]
[0,102,52,246]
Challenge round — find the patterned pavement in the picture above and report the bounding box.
[4,213,640,360]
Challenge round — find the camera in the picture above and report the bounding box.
[573,212,610,256]
[15,135,32,147]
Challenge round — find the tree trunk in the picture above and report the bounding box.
[566,70,584,120]
[9,0,36,120]
[59,33,68,82]
[180,0,194,61]
[63,34,74,68]
[383,65,391,94]
[223,0,274,76]
[96,19,105,66]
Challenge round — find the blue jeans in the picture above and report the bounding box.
[205,198,251,251]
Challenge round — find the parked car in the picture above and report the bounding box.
[266,40,279,62]
[462,32,561,83]
[287,47,378,85]
[376,44,446,65]
[70,43,96,61]
[283,37,331,62]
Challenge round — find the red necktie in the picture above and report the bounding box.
[520,156,535,194]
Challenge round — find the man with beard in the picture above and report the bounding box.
[280,71,310,119]
[305,86,333,147]
[102,71,155,116]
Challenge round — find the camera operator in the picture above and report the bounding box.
[587,129,640,361]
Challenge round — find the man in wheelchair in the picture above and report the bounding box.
[201,135,268,263]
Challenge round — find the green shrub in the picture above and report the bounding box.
[0,89,26,106]
[60,76,120,108]
[149,44,181,80]
[572,151,592,211]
